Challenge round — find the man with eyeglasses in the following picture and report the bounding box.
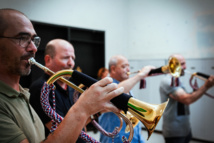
[0,35,41,48]
[0,8,123,143]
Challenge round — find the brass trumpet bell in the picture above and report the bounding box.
[127,98,169,140]
[162,57,181,77]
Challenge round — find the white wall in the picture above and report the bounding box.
[0,0,129,67]
[128,0,214,60]
[1,0,214,141]
[1,0,214,62]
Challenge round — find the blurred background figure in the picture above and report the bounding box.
[159,54,214,143]
[97,67,109,80]
[99,55,154,143]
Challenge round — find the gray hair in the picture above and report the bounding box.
[108,55,125,72]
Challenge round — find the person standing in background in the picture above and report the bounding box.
[159,54,214,143]
[97,67,109,80]
[99,55,155,143]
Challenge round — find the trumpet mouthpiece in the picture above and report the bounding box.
[28,57,35,65]
[127,70,140,75]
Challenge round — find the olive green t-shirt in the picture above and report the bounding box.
[0,81,45,143]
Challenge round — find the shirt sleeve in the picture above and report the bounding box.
[0,105,26,143]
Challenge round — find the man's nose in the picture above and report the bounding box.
[68,58,75,68]
[26,41,37,53]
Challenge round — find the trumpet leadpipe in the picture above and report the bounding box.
[127,66,172,76]
[28,57,84,93]
[127,70,140,75]
[193,72,210,80]
[29,58,54,75]
[127,67,167,75]
[185,70,210,81]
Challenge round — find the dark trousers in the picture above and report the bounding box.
[164,131,192,143]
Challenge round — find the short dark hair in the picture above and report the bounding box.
[0,8,26,36]
[45,43,56,58]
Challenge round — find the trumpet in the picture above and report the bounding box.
[29,58,133,142]
[188,71,210,81]
[125,57,181,130]
[29,57,169,141]
[121,111,139,133]
[186,70,214,99]
[127,57,181,77]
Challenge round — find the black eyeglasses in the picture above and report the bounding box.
[0,35,41,48]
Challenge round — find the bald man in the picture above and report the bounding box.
[159,54,214,143]
[29,39,85,143]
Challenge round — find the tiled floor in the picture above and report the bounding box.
[87,130,206,143]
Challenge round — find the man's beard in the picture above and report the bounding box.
[12,61,31,76]
[20,64,31,76]
[0,50,34,76]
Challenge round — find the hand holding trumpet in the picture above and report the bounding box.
[187,70,214,98]
[204,75,214,89]
[127,65,156,77]
[120,66,156,93]
[137,65,157,77]
[76,77,125,116]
